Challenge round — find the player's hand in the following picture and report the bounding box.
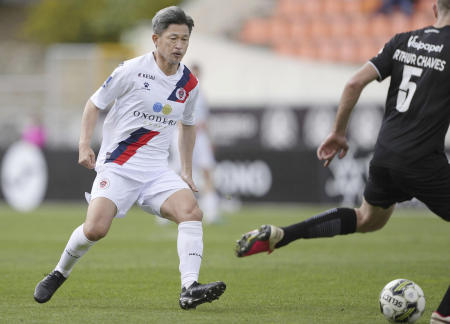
[78,144,96,169]
[181,173,199,192]
[316,132,349,167]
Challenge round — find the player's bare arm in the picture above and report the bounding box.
[78,99,100,169]
[317,62,379,167]
[178,123,198,192]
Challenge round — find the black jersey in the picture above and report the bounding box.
[369,25,450,172]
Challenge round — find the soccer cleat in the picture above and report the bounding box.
[431,311,450,324]
[33,270,67,303]
[235,224,284,257]
[179,281,226,310]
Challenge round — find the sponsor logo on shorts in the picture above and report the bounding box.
[99,178,110,189]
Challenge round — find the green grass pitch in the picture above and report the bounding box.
[0,202,448,323]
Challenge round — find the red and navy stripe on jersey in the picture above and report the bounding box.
[106,127,160,165]
[167,66,198,103]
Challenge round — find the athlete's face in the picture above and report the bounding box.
[153,24,190,66]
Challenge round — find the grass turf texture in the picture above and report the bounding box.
[0,203,448,324]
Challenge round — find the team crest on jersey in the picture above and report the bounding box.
[175,87,187,101]
[99,178,110,189]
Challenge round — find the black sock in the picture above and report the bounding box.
[437,286,450,316]
[275,208,357,248]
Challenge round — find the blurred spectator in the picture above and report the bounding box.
[376,0,414,16]
[190,63,221,224]
[22,113,46,148]
[169,63,222,224]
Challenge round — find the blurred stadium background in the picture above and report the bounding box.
[0,0,445,211]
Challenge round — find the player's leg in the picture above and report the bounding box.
[34,167,141,303]
[56,197,117,273]
[407,166,450,323]
[160,189,226,309]
[235,165,400,257]
[431,286,450,323]
[235,199,394,257]
[34,197,117,303]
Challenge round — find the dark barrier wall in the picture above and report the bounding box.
[43,150,96,200]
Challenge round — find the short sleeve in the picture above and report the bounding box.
[181,86,199,126]
[369,34,400,82]
[90,63,130,110]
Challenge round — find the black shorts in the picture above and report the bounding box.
[364,163,450,221]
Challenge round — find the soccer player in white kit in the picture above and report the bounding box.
[33,6,226,310]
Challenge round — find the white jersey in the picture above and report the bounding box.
[90,53,199,171]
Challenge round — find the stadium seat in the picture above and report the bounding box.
[390,12,412,34]
[268,19,291,46]
[240,18,270,45]
[238,0,439,64]
[322,0,345,16]
[289,18,312,43]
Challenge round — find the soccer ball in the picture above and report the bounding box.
[379,279,426,323]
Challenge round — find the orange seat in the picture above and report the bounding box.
[329,16,352,38]
[349,15,371,39]
[322,0,345,15]
[360,0,382,13]
[289,17,312,43]
[268,19,292,46]
[337,40,360,64]
[343,0,363,15]
[302,0,324,16]
[368,15,392,39]
[275,0,303,18]
[390,12,412,34]
[310,17,331,38]
[240,19,270,45]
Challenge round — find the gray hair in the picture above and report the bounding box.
[152,6,194,35]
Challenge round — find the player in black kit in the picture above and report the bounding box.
[235,1,450,322]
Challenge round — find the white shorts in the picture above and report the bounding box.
[88,164,189,218]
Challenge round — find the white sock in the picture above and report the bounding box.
[177,221,203,289]
[54,224,95,277]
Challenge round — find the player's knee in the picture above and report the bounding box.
[185,204,203,222]
[356,209,387,233]
[83,223,109,241]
